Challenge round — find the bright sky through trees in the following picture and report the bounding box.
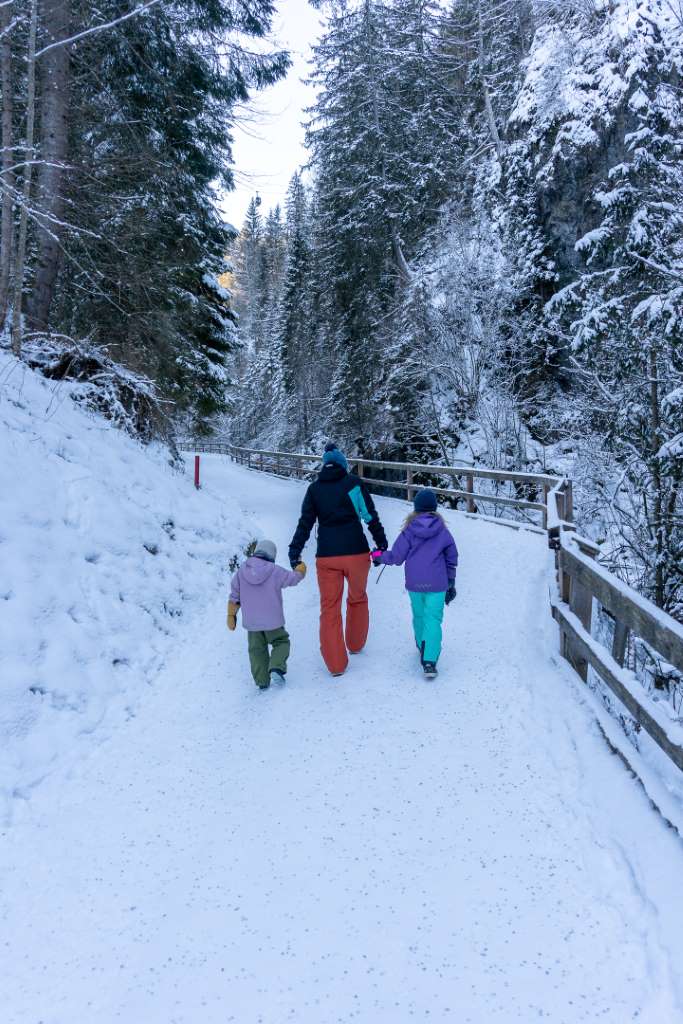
[221,0,322,230]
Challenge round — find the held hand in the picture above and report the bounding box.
[445,583,457,606]
[370,549,383,567]
[294,561,307,577]
[290,556,300,570]
[227,600,240,631]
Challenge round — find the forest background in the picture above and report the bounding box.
[1,0,681,620]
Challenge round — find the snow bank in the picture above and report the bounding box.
[0,353,248,823]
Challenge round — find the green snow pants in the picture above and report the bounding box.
[408,591,446,664]
[247,627,290,688]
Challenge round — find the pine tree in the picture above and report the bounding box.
[307,0,467,447]
[279,175,312,415]
[551,9,683,612]
[20,0,289,430]
[233,198,266,351]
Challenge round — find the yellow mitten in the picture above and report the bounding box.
[227,600,239,631]
[294,561,307,577]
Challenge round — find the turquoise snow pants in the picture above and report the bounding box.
[408,591,446,664]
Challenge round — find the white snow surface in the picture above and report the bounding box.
[2,387,683,1021]
[0,353,249,823]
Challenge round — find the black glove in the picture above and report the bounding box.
[370,549,383,567]
[445,583,457,606]
[290,556,301,570]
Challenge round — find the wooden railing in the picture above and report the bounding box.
[550,526,683,771]
[213,441,562,530]
[180,439,683,774]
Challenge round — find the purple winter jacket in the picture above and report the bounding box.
[230,556,304,631]
[377,514,458,593]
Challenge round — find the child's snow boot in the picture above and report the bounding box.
[270,669,286,686]
[422,661,438,679]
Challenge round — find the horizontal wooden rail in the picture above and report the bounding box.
[178,439,565,530]
[553,531,683,773]
[218,442,564,529]
[559,546,683,674]
[552,599,683,771]
[352,459,559,487]
[355,476,546,514]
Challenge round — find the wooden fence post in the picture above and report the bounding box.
[554,484,570,658]
[564,480,574,523]
[612,620,629,668]
[407,467,414,502]
[194,455,200,490]
[466,473,475,514]
[564,537,599,682]
[567,574,592,681]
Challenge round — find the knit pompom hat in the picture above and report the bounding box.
[322,442,348,472]
[254,539,277,562]
[413,488,437,513]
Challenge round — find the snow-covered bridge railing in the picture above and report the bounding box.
[180,439,683,774]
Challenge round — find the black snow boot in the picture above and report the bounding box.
[422,661,438,679]
[270,669,286,686]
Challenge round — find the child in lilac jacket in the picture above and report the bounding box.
[228,539,306,689]
[372,488,457,678]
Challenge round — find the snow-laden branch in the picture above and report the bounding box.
[629,252,683,284]
[35,0,161,59]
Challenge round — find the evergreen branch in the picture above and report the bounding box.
[35,0,162,59]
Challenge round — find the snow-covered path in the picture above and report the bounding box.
[3,458,683,1023]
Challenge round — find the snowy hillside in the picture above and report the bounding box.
[0,353,249,823]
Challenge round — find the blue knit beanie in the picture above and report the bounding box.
[322,442,348,472]
[414,487,437,513]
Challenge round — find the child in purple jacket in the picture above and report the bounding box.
[372,489,458,678]
[228,539,306,689]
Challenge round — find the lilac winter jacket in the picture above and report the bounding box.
[230,556,304,631]
[377,514,458,593]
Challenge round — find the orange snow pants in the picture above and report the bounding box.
[316,553,371,675]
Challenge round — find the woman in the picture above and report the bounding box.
[288,443,387,676]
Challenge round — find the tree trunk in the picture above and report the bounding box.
[649,340,665,609]
[0,1,14,329]
[477,1,504,160]
[363,0,412,285]
[10,0,38,356]
[26,0,70,333]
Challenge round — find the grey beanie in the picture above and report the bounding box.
[254,539,277,562]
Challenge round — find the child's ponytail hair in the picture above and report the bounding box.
[402,509,445,530]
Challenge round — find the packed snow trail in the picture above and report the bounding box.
[3,457,683,1024]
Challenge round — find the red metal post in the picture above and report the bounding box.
[194,454,200,490]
